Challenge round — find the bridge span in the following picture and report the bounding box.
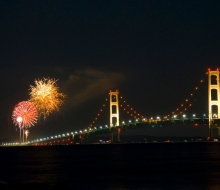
[4,117,213,146]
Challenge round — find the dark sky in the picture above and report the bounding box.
[0,0,220,140]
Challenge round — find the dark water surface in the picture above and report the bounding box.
[0,142,220,189]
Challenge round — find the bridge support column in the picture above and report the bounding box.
[110,129,114,143]
[217,127,220,140]
[117,128,121,143]
[209,127,213,140]
[207,69,220,140]
[109,90,120,143]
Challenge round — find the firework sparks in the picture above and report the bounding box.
[29,78,67,119]
[12,101,38,128]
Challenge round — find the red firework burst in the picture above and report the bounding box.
[12,101,38,128]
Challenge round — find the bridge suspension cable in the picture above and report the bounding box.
[87,96,109,130]
[86,91,147,130]
[168,73,208,118]
[119,95,145,121]
[86,73,208,131]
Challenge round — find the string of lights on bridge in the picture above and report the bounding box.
[118,75,208,122]
[119,95,144,121]
[87,97,108,130]
[118,77,207,122]
[86,78,208,130]
[167,71,211,120]
[87,91,146,130]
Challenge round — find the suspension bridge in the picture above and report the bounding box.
[4,69,220,146]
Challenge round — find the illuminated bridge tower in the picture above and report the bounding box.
[109,90,120,143]
[207,69,220,139]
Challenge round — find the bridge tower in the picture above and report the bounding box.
[109,90,120,142]
[207,69,220,139]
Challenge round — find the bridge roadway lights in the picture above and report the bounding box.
[30,137,73,146]
[26,118,210,145]
[78,119,210,143]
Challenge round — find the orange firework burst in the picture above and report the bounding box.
[12,101,38,128]
[29,78,67,119]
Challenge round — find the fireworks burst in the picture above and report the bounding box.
[29,78,67,119]
[12,101,38,128]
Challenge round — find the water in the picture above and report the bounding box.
[0,142,220,189]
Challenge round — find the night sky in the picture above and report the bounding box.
[1,0,220,140]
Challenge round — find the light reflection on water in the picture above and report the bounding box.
[0,143,220,189]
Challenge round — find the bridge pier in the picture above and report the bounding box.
[209,123,220,140]
[117,127,120,142]
[110,126,121,143]
[207,69,220,140]
[217,127,220,140]
[214,126,220,140]
[110,130,113,143]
